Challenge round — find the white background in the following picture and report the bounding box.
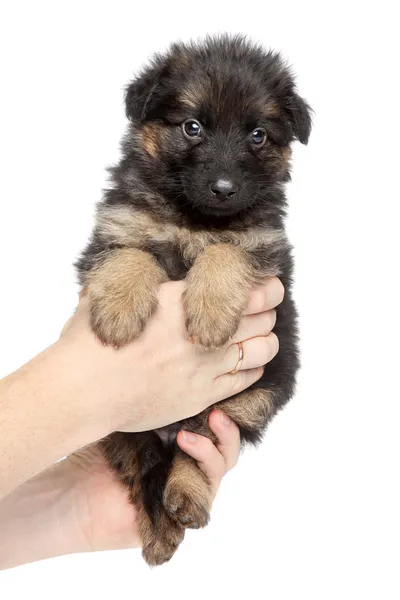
[0,1,399,598]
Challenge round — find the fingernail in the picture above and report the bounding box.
[182,430,197,443]
[220,411,232,426]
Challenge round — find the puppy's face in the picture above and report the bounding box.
[125,38,312,220]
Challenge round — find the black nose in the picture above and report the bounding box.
[210,178,239,200]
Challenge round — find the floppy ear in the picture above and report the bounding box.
[125,60,169,122]
[285,92,313,144]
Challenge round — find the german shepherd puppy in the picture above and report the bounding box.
[76,35,312,566]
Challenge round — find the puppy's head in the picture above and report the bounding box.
[124,36,312,220]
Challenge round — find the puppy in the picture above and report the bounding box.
[76,35,312,566]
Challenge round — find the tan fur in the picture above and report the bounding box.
[281,146,292,171]
[141,123,160,157]
[138,497,185,567]
[95,204,287,271]
[86,247,167,346]
[164,454,212,529]
[101,432,140,480]
[183,243,256,348]
[262,100,281,118]
[101,433,185,566]
[217,389,275,430]
[130,463,185,567]
[172,51,191,71]
[179,84,203,109]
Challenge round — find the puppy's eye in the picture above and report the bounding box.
[182,119,202,139]
[251,128,267,147]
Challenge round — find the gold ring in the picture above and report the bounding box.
[230,341,244,374]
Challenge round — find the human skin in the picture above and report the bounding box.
[0,277,283,500]
[0,410,241,570]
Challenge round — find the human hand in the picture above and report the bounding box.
[61,410,241,553]
[59,277,283,434]
[0,410,241,569]
[0,277,282,500]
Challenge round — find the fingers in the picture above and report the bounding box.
[231,309,276,343]
[219,331,279,376]
[213,366,265,403]
[213,330,278,401]
[208,410,241,473]
[177,410,240,497]
[244,277,284,315]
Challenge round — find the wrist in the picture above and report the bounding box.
[0,340,111,498]
[0,459,91,570]
[48,337,116,439]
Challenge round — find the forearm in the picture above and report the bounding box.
[0,459,90,570]
[0,340,111,500]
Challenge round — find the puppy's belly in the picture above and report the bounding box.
[154,422,182,445]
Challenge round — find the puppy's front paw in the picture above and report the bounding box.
[86,248,166,347]
[183,286,242,349]
[89,288,157,347]
[183,243,254,349]
[184,295,241,350]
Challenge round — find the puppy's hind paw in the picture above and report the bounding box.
[141,514,185,567]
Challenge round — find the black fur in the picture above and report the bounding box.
[76,35,311,558]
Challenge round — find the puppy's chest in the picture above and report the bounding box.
[96,205,288,276]
[151,243,189,280]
